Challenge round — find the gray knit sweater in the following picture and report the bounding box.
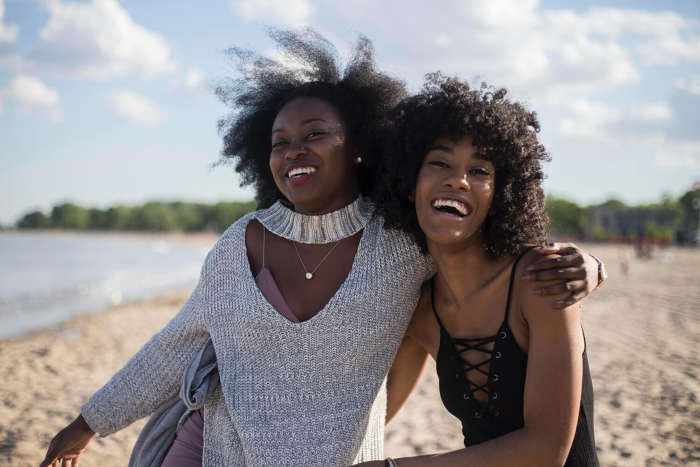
[82,207,432,466]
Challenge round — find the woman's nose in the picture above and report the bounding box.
[284,142,307,160]
[443,172,471,191]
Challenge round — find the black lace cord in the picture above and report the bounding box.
[453,336,497,397]
[430,247,535,406]
[431,280,499,401]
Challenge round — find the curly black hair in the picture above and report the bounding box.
[216,28,406,208]
[376,73,550,258]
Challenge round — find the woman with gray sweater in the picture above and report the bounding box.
[40,30,602,467]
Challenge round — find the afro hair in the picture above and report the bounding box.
[376,73,550,258]
[216,28,407,208]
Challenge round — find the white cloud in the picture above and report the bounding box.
[0,74,61,120]
[559,98,622,141]
[558,99,675,141]
[630,103,673,124]
[543,7,700,66]
[314,1,697,159]
[0,0,18,44]
[463,0,540,30]
[230,0,312,27]
[651,137,700,170]
[107,90,165,125]
[184,68,204,90]
[433,34,451,48]
[28,0,175,79]
[324,1,700,101]
[675,75,700,95]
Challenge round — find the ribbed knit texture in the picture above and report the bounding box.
[255,196,374,244]
[82,207,432,466]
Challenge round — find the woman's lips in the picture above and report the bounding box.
[286,166,317,185]
[431,197,471,217]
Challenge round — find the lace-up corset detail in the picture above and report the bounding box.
[448,332,500,405]
[431,249,532,446]
[431,249,599,466]
[435,316,527,445]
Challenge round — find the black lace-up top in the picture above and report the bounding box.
[432,250,599,466]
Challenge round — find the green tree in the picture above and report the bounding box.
[598,198,627,208]
[50,203,89,229]
[644,221,673,242]
[545,196,586,236]
[590,223,609,242]
[132,202,178,231]
[678,188,700,243]
[88,208,109,229]
[679,188,700,212]
[17,210,51,229]
[210,201,257,232]
[173,202,209,231]
[103,206,135,230]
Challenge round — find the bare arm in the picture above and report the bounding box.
[386,334,429,424]
[358,264,585,466]
[41,250,215,466]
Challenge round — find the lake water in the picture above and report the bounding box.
[0,232,210,338]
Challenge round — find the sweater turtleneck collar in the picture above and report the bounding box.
[253,196,374,244]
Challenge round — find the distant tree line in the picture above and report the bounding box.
[546,187,699,244]
[14,200,257,233]
[9,187,700,244]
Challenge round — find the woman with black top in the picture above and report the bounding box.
[360,74,599,466]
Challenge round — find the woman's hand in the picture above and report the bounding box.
[523,242,603,309]
[40,414,95,467]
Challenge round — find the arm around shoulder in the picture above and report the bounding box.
[360,258,585,467]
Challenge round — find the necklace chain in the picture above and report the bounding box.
[291,239,342,280]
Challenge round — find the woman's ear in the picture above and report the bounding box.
[408,190,415,203]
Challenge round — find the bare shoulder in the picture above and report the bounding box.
[514,248,583,343]
[406,281,440,357]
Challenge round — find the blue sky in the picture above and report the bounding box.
[1,0,699,225]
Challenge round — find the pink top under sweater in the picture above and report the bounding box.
[255,226,300,322]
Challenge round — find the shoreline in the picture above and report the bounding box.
[0,229,220,247]
[1,243,698,465]
[0,230,219,340]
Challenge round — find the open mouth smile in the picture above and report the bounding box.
[431,198,471,217]
[286,166,317,178]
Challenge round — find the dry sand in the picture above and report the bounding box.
[1,243,698,466]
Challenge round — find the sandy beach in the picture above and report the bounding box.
[1,242,698,466]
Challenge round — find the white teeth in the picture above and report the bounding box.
[287,166,316,178]
[432,198,468,216]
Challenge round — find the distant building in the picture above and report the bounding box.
[587,205,677,240]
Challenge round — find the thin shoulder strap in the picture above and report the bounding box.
[261,225,266,269]
[504,246,536,322]
[430,278,448,332]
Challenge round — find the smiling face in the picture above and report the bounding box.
[269,96,359,214]
[414,135,496,249]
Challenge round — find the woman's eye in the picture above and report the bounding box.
[470,167,491,176]
[306,131,326,139]
[271,140,287,149]
[428,160,449,168]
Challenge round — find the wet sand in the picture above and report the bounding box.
[1,243,698,466]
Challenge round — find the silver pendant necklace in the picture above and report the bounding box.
[291,239,342,280]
